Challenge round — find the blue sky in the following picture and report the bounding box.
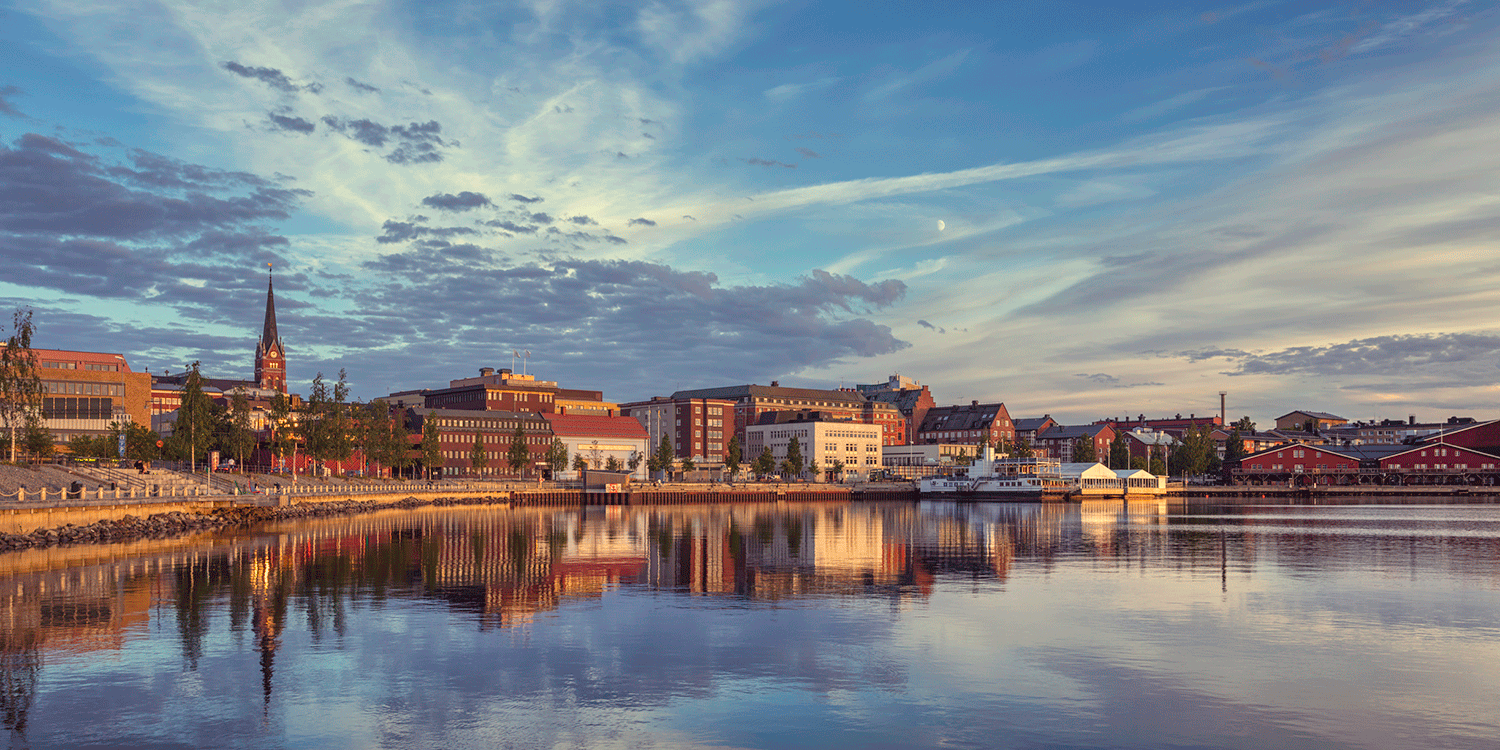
[2,0,1497,425]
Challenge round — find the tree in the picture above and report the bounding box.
[1224,429,1247,465]
[1108,435,1131,469]
[367,402,412,478]
[585,440,604,469]
[1233,416,1255,432]
[1149,456,1166,476]
[0,309,41,464]
[22,415,52,462]
[68,434,111,459]
[1072,435,1097,463]
[1012,438,1034,458]
[754,446,775,477]
[954,448,973,466]
[267,392,297,474]
[605,455,622,472]
[724,435,742,478]
[170,362,217,473]
[470,433,489,474]
[421,418,442,479]
[627,449,642,474]
[779,459,794,477]
[111,421,160,462]
[226,387,256,472]
[546,438,570,477]
[1130,455,1148,471]
[302,370,353,475]
[785,436,804,479]
[507,426,528,475]
[1302,418,1317,434]
[681,455,695,475]
[572,452,588,473]
[830,459,845,481]
[1171,425,1220,477]
[653,435,674,478]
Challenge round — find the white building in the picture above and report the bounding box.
[543,413,650,481]
[745,417,882,481]
[1059,462,1123,493]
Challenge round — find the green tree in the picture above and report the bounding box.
[0,309,41,464]
[653,435,674,477]
[724,435,742,478]
[605,455,622,472]
[1224,429,1247,465]
[226,387,257,472]
[110,421,161,462]
[1072,435,1097,463]
[779,458,794,477]
[1129,455,1148,471]
[421,418,442,479]
[681,455,695,475]
[170,362,217,473]
[369,402,412,477]
[627,449,642,474]
[546,438,569,477]
[754,446,775,477]
[507,426,528,475]
[1012,438,1034,458]
[830,459,845,481]
[302,370,353,475]
[572,452,588,473]
[470,433,489,474]
[267,392,297,474]
[954,448,973,466]
[1233,416,1255,432]
[1171,425,1220,477]
[785,436,804,478]
[22,415,52,462]
[1149,455,1166,476]
[1108,434,1131,469]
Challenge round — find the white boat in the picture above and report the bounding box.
[918,449,1069,499]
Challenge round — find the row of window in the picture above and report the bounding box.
[42,397,116,420]
[42,361,118,371]
[45,380,125,396]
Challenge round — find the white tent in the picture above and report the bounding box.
[1060,462,1122,491]
[1114,468,1165,493]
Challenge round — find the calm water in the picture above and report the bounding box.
[2,500,1498,750]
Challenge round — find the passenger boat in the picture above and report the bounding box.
[918,449,1069,499]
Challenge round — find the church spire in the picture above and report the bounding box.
[254,263,287,393]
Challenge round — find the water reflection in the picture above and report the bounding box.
[0,500,1497,749]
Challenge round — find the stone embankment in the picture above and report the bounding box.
[0,494,506,552]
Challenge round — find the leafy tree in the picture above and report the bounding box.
[977,434,991,454]
[507,426,529,475]
[653,435,674,477]
[1149,456,1166,476]
[1012,438,1034,458]
[779,459,794,477]
[1233,416,1255,432]
[110,421,161,462]
[302,370,353,474]
[267,392,297,474]
[0,309,41,464]
[67,434,105,458]
[572,452,588,473]
[421,418,442,479]
[754,446,775,477]
[724,435,742,478]
[954,448,973,466]
[585,440,604,469]
[681,455,695,475]
[371,402,413,477]
[1072,435,1097,463]
[785,436,804,478]
[605,455,622,472]
[1224,429,1247,464]
[1171,425,1220,477]
[470,433,489,474]
[546,438,569,477]
[22,415,53,462]
[1108,434,1131,469]
[830,459,845,481]
[226,387,257,472]
[170,362,217,472]
[627,449,642,474]
[1129,455,1148,471]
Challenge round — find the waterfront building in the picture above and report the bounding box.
[32,348,152,443]
[880,443,983,478]
[915,400,1014,447]
[1325,415,1480,445]
[856,374,935,444]
[407,407,553,477]
[618,395,735,469]
[1012,416,1056,446]
[416,368,561,413]
[543,412,649,480]
[253,273,288,393]
[669,381,907,448]
[743,411,882,481]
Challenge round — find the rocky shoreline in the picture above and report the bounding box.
[0,495,509,551]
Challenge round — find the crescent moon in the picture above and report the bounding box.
[937,220,946,232]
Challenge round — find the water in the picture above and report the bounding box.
[2,500,1498,749]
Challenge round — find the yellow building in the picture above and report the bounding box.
[33,348,152,442]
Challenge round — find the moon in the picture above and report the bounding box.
[937,219,946,232]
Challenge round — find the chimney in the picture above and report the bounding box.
[771,380,779,387]
[499,368,512,375]
[1409,414,1416,425]
[972,399,979,406]
[480,367,495,377]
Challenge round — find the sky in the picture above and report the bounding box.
[2,0,1497,427]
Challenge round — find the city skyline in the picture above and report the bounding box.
[3,0,1498,425]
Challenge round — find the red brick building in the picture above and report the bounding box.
[618,395,735,467]
[408,407,553,477]
[667,382,907,447]
[1418,420,1500,454]
[1380,443,1500,472]
[916,401,1014,447]
[1035,423,1116,462]
[856,374,936,444]
[1238,444,1360,474]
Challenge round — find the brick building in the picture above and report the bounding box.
[407,407,553,477]
[856,374,935,444]
[32,348,152,443]
[916,401,1014,447]
[668,382,907,447]
[619,395,735,468]
[1035,423,1116,463]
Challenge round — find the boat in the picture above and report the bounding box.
[918,448,1070,500]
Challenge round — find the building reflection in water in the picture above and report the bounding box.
[1,498,1497,735]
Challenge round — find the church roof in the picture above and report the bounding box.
[260,275,281,349]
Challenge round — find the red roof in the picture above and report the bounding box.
[543,413,648,440]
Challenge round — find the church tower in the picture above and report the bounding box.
[254,268,287,393]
